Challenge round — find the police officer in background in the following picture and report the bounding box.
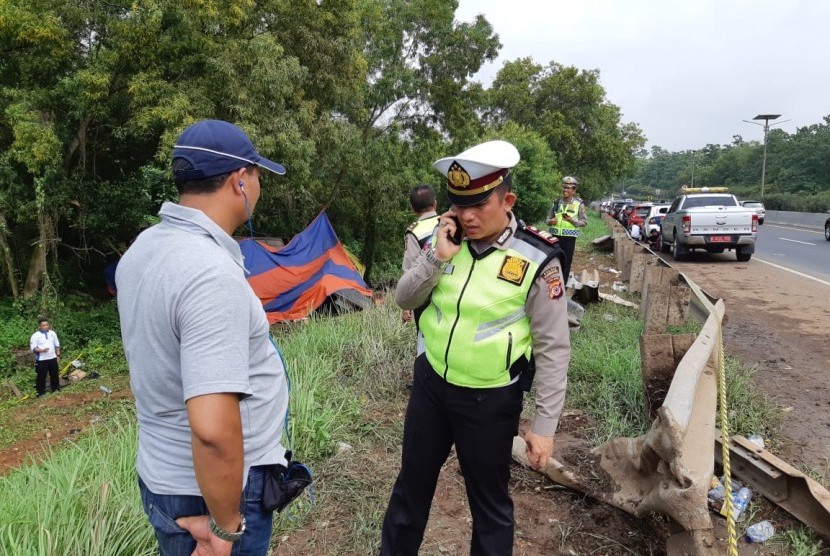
[401,184,440,323]
[382,140,571,556]
[546,175,587,278]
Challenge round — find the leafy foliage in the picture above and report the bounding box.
[616,117,830,209]
[1,0,647,295]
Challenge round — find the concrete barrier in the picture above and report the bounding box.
[766,210,829,230]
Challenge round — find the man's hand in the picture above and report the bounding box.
[524,430,554,470]
[434,210,462,262]
[175,515,233,556]
[401,309,413,323]
[547,216,557,226]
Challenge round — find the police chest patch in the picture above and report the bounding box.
[542,266,563,299]
[498,256,529,285]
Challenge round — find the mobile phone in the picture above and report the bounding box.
[449,216,464,245]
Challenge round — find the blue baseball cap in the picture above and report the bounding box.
[172,119,286,183]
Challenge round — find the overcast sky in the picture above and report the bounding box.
[455,0,829,152]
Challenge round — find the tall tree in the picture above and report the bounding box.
[485,58,645,200]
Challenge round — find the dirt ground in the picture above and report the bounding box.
[663,251,830,473]
[2,245,827,554]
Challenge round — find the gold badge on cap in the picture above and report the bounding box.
[498,256,529,286]
[448,161,471,188]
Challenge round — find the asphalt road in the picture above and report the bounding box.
[656,222,830,283]
[755,223,830,282]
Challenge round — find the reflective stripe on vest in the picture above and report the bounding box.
[408,215,440,248]
[549,200,582,238]
[417,233,552,388]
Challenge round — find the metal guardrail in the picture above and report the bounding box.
[592,215,721,555]
[513,214,830,553]
[592,214,830,552]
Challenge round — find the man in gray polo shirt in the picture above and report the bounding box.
[117,119,289,556]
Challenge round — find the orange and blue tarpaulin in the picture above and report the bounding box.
[240,212,372,323]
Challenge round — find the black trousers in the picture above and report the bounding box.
[554,235,575,280]
[35,358,60,396]
[381,354,523,556]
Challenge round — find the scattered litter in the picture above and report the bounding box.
[567,298,585,328]
[747,435,765,450]
[598,292,639,309]
[707,476,726,511]
[603,314,617,322]
[611,281,627,292]
[745,520,775,543]
[99,386,113,395]
[71,360,84,369]
[598,266,621,275]
[721,486,752,520]
[336,442,353,454]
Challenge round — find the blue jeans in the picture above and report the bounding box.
[138,466,274,556]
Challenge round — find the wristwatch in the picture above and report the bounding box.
[208,514,246,543]
[424,247,448,270]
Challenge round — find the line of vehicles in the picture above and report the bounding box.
[598,188,761,262]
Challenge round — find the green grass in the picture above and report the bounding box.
[719,355,781,441]
[0,408,156,556]
[0,223,815,552]
[561,301,650,443]
[576,209,613,249]
[770,526,826,556]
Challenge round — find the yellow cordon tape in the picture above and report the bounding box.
[718,330,739,556]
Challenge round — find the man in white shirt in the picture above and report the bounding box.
[30,318,61,398]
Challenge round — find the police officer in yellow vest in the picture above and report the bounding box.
[402,185,440,323]
[546,175,587,278]
[403,184,440,272]
[382,140,571,556]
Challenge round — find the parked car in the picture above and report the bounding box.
[740,200,766,225]
[825,216,830,241]
[626,203,654,231]
[661,189,757,261]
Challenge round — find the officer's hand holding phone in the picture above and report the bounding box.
[434,210,462,262]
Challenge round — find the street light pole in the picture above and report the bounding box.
[690,151,697,187]
[742,114,786,199]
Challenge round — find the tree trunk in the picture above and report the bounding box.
[22,209,56,298]
[0,213,20,298]
[361,205,377,283]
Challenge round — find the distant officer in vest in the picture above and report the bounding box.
[401,184,440,323]
[382,140,571,556]
[546,175,587,278]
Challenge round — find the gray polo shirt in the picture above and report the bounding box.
[116,202,288,495]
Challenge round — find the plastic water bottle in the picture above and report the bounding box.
[745,520,775,543]
[99,386,113,395]
[731,487,752,520]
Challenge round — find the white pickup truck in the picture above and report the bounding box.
[659,190,758,261]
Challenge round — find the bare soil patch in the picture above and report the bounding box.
[663,251,830,474]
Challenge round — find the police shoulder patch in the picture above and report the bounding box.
[523,225,559,245]
[541,266,563,299]
[498,255,529,286]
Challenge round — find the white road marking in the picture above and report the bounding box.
[765,224,824,235]
[754,257,830,286]
[779,237,816,246]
